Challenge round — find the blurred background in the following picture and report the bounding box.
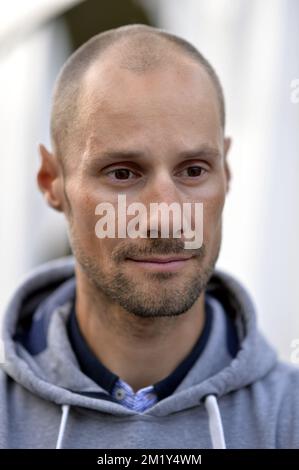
[0,0,298,362]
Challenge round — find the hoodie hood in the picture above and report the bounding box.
[2,256,277,420]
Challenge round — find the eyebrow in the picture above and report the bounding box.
[88,145,220,163]
[177,145,221,160]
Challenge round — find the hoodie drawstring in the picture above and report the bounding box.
[56,404,70,449]
[56,397,225,449]
[204,395,226,449]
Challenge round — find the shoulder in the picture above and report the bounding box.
[266,360,299,392]
[260,361,299,448]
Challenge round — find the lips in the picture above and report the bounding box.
[125,255,194,272]
[127,256,193,263]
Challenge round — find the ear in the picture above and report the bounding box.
[37,144,64,212]
[223,137,232,193]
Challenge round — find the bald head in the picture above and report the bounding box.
[50,24,225,161]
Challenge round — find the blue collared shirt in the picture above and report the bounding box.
[67,300,214,412]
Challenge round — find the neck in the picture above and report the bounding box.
[75,266,206,393]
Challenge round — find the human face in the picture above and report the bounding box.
[61,57,230,317]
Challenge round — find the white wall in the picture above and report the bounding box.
[0,19,71,322]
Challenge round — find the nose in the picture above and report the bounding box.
[145,168,181,203]
[139,169,184,239]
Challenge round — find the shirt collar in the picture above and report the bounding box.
[67,299,213,400]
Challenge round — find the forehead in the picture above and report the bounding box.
[78,56,222,153]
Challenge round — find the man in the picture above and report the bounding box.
[1,24,299,449]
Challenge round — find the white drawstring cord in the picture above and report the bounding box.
[56,404,70,449]
[204,395,226,449]
[56,398,225,449]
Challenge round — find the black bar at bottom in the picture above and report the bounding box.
[0,450,298,466]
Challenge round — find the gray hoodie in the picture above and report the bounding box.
[1,257,299,449]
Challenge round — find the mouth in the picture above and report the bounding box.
[125,255,194,272]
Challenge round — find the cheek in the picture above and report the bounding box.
[74,194,97,238]
[68,176,121,220]
[201,184,226,243]
[65,181,101,247]
[67,184,122,261]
